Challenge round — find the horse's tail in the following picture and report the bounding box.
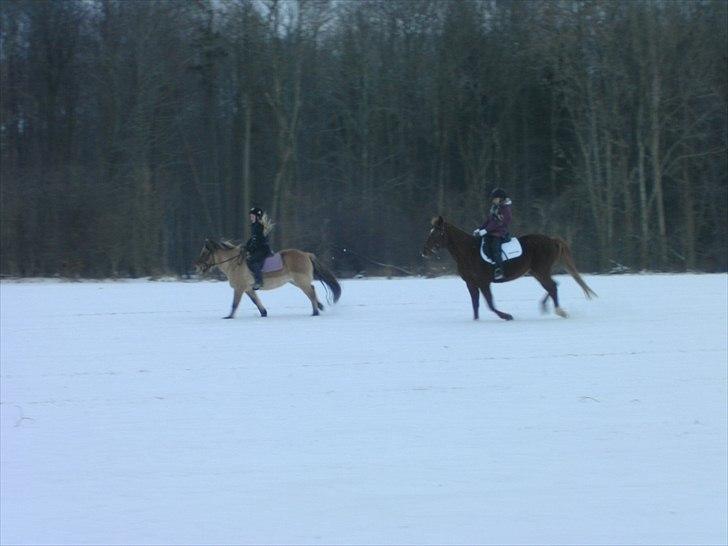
[554,238,597,299]
[310,254,341,304]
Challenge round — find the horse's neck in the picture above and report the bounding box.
[445,224,476,261]
[215,248,242,276]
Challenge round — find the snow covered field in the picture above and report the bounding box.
[1,274,726,545]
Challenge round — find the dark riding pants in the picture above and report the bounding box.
[246,249,269,285]
[485,234,504,269]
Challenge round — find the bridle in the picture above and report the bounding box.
[199,248,242,273]
[424,222,448,256]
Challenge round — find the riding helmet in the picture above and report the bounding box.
[489,187,507,200]
[249,207,263,218]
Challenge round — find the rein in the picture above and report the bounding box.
[437,222,475,263]
[205,250,243,271]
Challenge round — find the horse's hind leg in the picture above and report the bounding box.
[292,279,321,316]
[224,289,244,319]
[246,290,267,317]
[480,284,513,321]
[533,274,568,317]
[305,285,321,316]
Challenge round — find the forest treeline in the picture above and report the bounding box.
[1,0,726,277]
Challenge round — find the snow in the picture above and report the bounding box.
[1,274,726,545]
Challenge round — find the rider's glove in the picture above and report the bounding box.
[473,228,487,237]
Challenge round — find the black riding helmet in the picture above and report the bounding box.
[489,187,507,200]
[249,207,263,218]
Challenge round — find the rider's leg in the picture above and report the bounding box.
[488,236,504,278]
[246,254,265,289]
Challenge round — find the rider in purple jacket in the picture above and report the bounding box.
[473,188,512,279]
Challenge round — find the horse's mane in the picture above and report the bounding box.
[218,239,240,250]
[448,220,469,235]
[431,216,471,238]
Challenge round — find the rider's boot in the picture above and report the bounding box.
[491,239,505,280]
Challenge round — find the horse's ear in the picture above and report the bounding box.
[431,215,444,227]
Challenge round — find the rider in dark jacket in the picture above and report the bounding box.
[245,207,272,289]
[474,188,512,280]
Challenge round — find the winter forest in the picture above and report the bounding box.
[1,0,726,278]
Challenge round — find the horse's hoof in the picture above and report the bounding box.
[502,314,514,321]
[260,310,267,317]
[555,307,569,318]
[223,316,233,320]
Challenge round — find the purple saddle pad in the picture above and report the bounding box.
[261,252,283,273]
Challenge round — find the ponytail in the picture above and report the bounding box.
[260,213,275,236]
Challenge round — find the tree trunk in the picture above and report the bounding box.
[648,12,668,267]
[242,95,252,240]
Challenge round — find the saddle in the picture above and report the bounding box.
[261,252,283,273]
[480,237,523,265]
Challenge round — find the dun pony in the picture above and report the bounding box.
[195,239,341,318]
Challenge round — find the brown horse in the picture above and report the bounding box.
[194,239,341,318]
[422,216,596,321]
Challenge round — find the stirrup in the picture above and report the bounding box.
[494,267,504,280]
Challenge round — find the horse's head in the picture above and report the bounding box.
[194,239,219,274]
[422,216,447,257]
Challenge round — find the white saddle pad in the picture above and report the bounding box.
[480,237,523,264]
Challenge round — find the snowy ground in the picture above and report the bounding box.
[1,274,726,545]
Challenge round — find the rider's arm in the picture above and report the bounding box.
[499,204,512,228]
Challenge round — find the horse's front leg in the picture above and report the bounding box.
[467,282,480,320]
[224,288,244,319]
[480,284,513,321]
[540,292,550,314]
[246,290,267,317]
